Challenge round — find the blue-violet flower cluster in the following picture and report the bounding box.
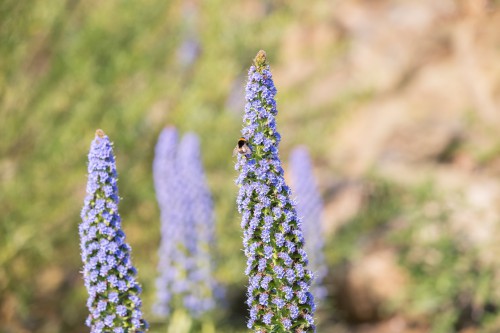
[289,147,327,301]
[235,51,316,332]
[177,132,220,316]
[152,127,184,317]
[79,129,148,333]
[153,128,219,318]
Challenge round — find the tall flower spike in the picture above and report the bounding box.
[152,127,182,317]
[177,133,221,316]
[79,129,148,333]
[289,147,328,302]
[235,51,316,332]
[153,129,219,318]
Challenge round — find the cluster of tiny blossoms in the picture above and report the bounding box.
[152,127,185,317]
[177,133,221,316]
[153,128,218,318]
[235,51,316,332]
[289,147,328,301]
[79,130,148,333]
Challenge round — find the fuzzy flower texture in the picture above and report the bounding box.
[235,51,316,332]
[80,130,148,333]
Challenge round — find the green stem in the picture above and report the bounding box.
[167,308,192,333]
[201,318,215,333]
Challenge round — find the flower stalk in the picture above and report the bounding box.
[79,129,148,333]
[177,133,220,316]
[235,51,316,332]
[289,147,327,302]
[153,128,220,320]
[152,127,182,318]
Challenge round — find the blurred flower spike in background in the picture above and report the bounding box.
[152,127,180,318]
[289,146,328,302]
[235,50,316,332]
[153,127,220,320]
[79,129,148,333]
[177,132,222,316]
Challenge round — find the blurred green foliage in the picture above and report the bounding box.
[391,183,500,333]
[323,177,500,332]
[0,1,318,332]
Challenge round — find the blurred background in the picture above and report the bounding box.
[2,0,500,332]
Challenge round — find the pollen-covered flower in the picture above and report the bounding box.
[289,147,328,301]
[235,51,316,332]
[79,129,148,332]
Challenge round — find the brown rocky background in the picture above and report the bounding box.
[277,0,500,332]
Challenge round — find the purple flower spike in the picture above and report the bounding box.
[290,147,328,302]
[153,128,221,318]
[80,129,148,333]
[177,132,221,316]
[235,51,316,332]
[152,127,183,317]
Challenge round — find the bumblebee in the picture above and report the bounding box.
[233,137,252,157]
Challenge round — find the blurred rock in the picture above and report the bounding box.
[334,0,455,91]
[36,266,65,295]
[323,180,365,234]
[277,0,500,182]
[0,293,30,333]
[352,316,426,333]
[458,328,477,333]
[382,119,463,163]
[0,158,16,183]
[333,248,408,323]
